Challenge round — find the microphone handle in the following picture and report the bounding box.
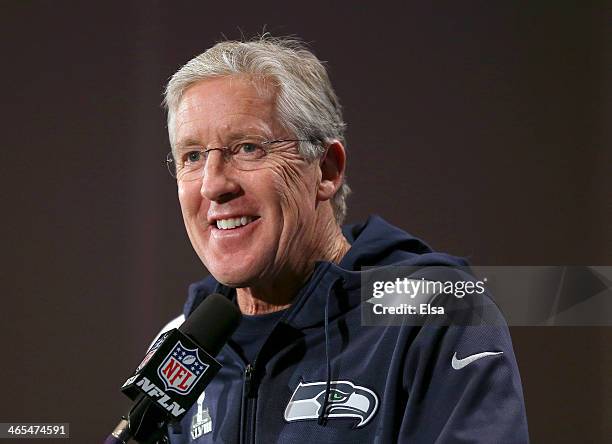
[104,395,167,444]
[104,418,130,444]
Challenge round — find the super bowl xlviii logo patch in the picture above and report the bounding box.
[157,341,208,395]
[191,391,212,439]
[284,380,379,428]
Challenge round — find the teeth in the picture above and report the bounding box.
[216,216,256,230]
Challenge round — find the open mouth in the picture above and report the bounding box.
[214,216,260,230]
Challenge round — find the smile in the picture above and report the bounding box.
[215,216,259,230]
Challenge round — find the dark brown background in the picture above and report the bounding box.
[1,1,610,443]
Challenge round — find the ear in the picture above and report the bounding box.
[317,140,346,202]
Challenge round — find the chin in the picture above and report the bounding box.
[206,263,260,288]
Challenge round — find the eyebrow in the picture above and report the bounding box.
[174,138,203,151]
[175,129,273,150]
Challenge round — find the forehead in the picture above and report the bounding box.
[174,76,279,144]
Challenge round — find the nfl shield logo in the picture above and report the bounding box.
[157,341,209,395]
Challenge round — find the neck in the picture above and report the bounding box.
[236,210,350,315]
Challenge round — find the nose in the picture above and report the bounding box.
[200,149,241,202]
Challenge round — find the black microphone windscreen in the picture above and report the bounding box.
[179,293,241,356]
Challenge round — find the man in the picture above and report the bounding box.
[158,36,529,443]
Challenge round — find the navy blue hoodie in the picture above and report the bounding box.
[164,215,529,443]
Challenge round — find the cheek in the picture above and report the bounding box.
[178,182,202,217]
[268,163,317,220]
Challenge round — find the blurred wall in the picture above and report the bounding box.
[1,1,610,442]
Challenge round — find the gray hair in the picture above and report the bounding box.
[163,35,350,224]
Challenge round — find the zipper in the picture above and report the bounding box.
[241,362,258,444]
[223,344,250,444]
[244,363,254,397]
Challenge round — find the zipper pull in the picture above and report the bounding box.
[244,364,254,397]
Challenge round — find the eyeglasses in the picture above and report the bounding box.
[166,137,311,181]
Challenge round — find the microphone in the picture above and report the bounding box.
[105,293,241,443]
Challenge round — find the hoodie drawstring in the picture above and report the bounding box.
[318,288,332,425]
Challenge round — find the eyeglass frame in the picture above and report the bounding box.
[165,138,317,180]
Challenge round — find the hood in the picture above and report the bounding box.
[340,214,468,270]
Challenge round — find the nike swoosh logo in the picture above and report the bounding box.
[451,351,504,370]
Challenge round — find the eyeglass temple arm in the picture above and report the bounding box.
[262,138,318,145]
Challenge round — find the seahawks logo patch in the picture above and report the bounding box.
[284,380,379,428]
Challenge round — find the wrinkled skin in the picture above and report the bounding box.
[173,76,349,314]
